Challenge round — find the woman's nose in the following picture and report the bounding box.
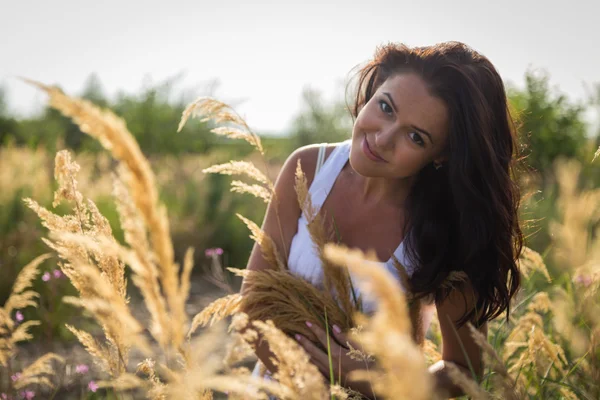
[374,127,396,150]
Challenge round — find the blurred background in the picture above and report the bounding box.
[1,0,599,344]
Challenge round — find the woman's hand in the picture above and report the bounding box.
[294,321,377,397]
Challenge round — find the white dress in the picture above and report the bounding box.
[250,139,434,380]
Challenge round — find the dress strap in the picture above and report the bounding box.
[306,140,351,221]
[315,143,326,175]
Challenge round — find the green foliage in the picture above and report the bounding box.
[0,86,18,147]
[288,88,353,151]
[5,74,219,155]
[508,69,589,177]
[112,74,216,154]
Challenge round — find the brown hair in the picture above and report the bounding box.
[348,42,523,326]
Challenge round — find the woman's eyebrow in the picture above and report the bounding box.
[410,125,434,144]
[383,92,435,145]
[383,92,398,111]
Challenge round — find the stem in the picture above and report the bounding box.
[254,123,288,266]
[324,307,336,400]
[355,329,377,400]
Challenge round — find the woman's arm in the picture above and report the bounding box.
[430,284,486,398]
[239,144,325,375]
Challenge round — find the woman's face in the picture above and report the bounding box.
[350,73,450,179]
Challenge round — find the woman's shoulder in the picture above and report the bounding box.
[281,141,346,187]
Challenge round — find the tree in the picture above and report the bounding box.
[0,86,18,146]
[508,69,588,177]
[288,87,353,151]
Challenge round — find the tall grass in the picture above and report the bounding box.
[1,80,598,399]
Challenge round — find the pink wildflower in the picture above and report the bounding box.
[19,391,34,400]
[11,373,21,382]
[575,274,592,287]
[42,272,51,282]
[75,364,89,374]
[52,269,63,279]
[15,311,24,322]
[88,381,99,392]
[204,247,224,257]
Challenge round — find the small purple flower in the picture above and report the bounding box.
[52,269,63,279]
[42,272,51,282]
[575,274,593,287]
[11,373,21,382]
[88,381,98,393]
[15,312,24,323]
[204,247,224,257]
[19,390,34,400]
[75,364,89,374]
[1,392,8,399]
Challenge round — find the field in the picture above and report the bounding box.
[0,78,599,400]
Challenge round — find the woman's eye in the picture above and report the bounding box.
[378,100,393,115]
[409,132,425,147]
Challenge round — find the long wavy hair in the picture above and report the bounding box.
[348,42,523,327]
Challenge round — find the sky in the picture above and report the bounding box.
[1,0,599,135]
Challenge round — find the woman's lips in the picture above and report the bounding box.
[362,137,386,162]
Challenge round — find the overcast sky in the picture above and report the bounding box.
[1,0,598,134]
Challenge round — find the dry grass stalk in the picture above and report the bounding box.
[202,161,271,187]
[231,180,272,203]
[294,160,356,316]
[24,149,152,377]
[53,231,167,351]
[12,353,65,390]
[204,160,274,203]
[391,255,426,345]
[222,331,256,368]
[166,321,290,400]
[504,293,568,392]
[249,318,328,400]
[137,358,167,400]
[518,246,551,282]
[323,243,435,400]
[445,362,490,400]
[2,254,51,322]
[551,159,600,271]
[0,254,64,392]
[26,79,188,348]
[231,267,352,344]
[422,339,442,366]
[189,293,243,334]
[237,213,286,271]
[0,254,49,368]
[467,324,521,400]
[178,97,264,154]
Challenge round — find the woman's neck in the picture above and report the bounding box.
[345,164,415,209]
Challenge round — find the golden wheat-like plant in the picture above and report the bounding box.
[228,313,328,400]
[230,268,352,345]
[21,82,309,399]
[25,79,190,350]
[295,160,357,317]
[0,254,65,394]
[323,243,437,400]
[24,150,149,378]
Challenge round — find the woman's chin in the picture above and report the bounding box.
[349,151,375,177]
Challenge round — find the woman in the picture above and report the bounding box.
[241,41,522,398]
